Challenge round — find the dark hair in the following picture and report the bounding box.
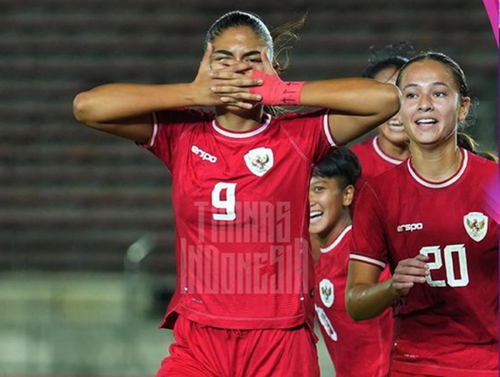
[362,42,416,79]
[312,147,361,189]
[457,131,498,162]
[477,151,499,163]
[457,131,478,152]
[205,11,274,61]
[396,52,469,99]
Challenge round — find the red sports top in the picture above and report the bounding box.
[315,225,393,377]
[142,108,336,330]
[350,136,405,212]
[351,149,499,377]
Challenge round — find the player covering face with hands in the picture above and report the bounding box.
[73,10,400,377]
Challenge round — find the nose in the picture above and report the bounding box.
[418,94,433,112]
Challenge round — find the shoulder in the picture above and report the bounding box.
[464,149,498,181]
[350,137,375,153]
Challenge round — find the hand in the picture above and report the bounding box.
[391,253,430,297]
[208,48,264,109]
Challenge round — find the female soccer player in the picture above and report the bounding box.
[346,52,498,377]
[310,147,393,377]
[73,10,400,377]
[350,42,415,201]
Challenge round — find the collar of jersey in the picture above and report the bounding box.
[373,136,405,165]
[211,114,272,139]
[320,225,352,253]
[407,148,468,189]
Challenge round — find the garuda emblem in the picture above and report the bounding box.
[244,147,274,177]
[463,212,488,242]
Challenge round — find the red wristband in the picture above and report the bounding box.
[250,70,305,106]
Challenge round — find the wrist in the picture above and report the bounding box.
[250,70,305,106]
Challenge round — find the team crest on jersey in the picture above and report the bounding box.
[463,212,488,242]
[319,279,334,308]
[244,147,274,177]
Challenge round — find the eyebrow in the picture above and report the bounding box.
[402,81,450,90]
[212,50,261,58]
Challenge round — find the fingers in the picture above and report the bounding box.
[199,43,213,70]
[211,85,261,101]
[260,47,278,75]
[391,254,431,296]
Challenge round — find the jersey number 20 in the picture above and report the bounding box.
[420,244,469,287]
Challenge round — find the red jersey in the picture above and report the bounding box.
[350,149,499,377]
[350,136,405,211]
[142,108,336,330]
[315,225,393,377]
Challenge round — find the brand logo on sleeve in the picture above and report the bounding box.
[191,145,217,163]
[397,223,424,232]
[464,212,488,242]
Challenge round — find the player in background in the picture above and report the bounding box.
[310,147,393,377]
[73,10,400,377]
[350,42,415,207]
[346,52,498,377]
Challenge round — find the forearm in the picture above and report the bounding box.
[73,83,196,124]
[300,78,400,119]
[346,278,400,321]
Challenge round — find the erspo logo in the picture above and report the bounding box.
[191,145,217,163]
[397,223,424,232]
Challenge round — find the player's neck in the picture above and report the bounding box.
[378,135,410,160]
[409,140,462,182]
[215,107,265,132]
[320,215,351,249]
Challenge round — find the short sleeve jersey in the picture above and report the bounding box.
[350,149,499,377]
[142,108,336,330]
[315,225,393,377]
[350,136,405,212]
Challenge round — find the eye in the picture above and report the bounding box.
[434,91,446,98]
[314,186,324,193]
[405,92,417,99]
[245,58,262,64]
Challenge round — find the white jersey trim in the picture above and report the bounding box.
[212,114,271,138]
[320,225,352,253]
[408,149,468,189]
[372,136,404,165]
[349,253,387,268]
[323,111,337,146]
[144,112,159,148]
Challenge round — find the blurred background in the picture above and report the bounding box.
[0,0,497,376]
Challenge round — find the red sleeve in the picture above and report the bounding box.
[349,182,388,270]
[137,108,211,171]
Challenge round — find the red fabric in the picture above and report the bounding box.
[141,108,336,330]
[350,136,405,214]
[351,150,499,375]
[155,316,319,377]
[250,70,305,106]
[315,226,393,377]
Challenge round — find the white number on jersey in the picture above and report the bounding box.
[211,182,237,221]
[315,304,338,341]
[420,244,469,287]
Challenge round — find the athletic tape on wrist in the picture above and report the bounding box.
[250,70,305,106]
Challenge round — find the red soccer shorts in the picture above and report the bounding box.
[155,315,319,377]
